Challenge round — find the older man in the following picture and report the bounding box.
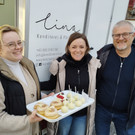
[95,20,135,135]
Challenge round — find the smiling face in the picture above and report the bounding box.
[68,38,87,61]
[0,31,23,62]
[112,24,135,54]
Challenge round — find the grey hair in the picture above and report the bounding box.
[112,20,135,33]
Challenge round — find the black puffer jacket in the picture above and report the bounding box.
[41,53,92,116]
[0,74,26,115]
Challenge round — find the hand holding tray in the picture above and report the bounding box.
[27,90,94,123]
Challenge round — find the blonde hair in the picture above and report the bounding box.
[0,25,21,48]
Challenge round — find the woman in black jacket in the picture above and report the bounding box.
[41,32,101,135]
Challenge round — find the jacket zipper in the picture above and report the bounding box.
[111,58,124,111]
[77,70,80,91]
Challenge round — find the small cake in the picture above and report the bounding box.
[36,106,48,115]
[34,102,48,115]
[67,92,72,98]
[63,99,69,106]
[56,92,66,101]
[44,106,59,119]
[61,106,69,113]
[69,97,75,103]
[34,102,46,109]
[50,100,63,110]
[73,93,79,100]
[75,100,82,107]
[80,97,85,104]
[68,102,75,110]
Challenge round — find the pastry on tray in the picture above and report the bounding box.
[44,106,60,119]
[50,100,63,110]
[34,102,49,115]
[61,105,69,113]
[56,92,66,101]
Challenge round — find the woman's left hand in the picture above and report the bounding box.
[29,110,43,123]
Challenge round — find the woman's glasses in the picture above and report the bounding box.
[4,40,24,50]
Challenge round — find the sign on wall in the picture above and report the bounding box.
[25,0,88,81]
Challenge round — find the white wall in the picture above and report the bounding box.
[16,0,25,40]
[86,0,129,57]
[107,0,129,44]
[85,0,114,57]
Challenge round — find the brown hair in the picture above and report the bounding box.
[65,32,90,55]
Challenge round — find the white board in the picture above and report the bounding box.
[25,0,88,81]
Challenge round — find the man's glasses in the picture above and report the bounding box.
[112,32,134,39]
[4,41,24,50]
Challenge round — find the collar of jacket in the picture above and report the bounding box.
[49,59,66,76]
[49,55,100,76]
[49,53,93,76]
[21,57,41,99]
[97,43,135,56]
[0,58,18,81]
[97,44,113,57]
[0,57,41,99]
[0,57,33,80]
[61,53,92,67]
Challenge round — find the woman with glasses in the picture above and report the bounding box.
[0,25,43,135]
